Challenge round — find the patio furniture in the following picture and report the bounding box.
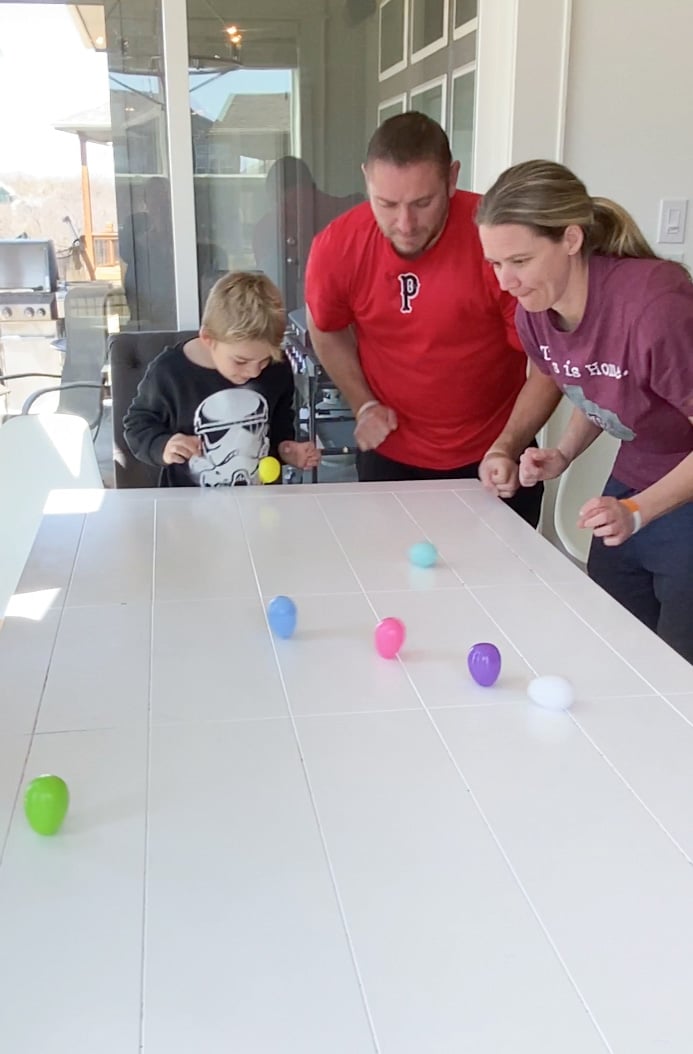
[0,412,102,615]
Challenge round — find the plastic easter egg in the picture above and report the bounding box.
[374,617,406,659]
[267,595,297,639]
[258,456,281,484]
[408,540,438,568]
[24,774,69,836]
[527,675,574,711]
[467,642,502,687]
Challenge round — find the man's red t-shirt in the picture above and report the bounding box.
[305,190,526,470]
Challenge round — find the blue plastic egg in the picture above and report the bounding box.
[267,595,297,639]
[408,540,438,568]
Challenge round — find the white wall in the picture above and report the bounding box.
[538,1,693,545]
[476,0,693,259]
[473,0,571,191]
[472,0,574,541]
[564,0,693,262]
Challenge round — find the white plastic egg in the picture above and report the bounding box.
[527,675,574,711]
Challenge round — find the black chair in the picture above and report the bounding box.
[109,329,197,488]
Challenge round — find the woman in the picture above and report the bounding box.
[476,160,693,663]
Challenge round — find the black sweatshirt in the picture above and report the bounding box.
[123,343,296,487]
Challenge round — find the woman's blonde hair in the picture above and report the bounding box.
[202,271,286,360]
[476,160,659,260]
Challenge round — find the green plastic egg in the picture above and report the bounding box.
[24,774,70,835]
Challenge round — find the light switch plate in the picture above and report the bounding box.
[657,198,688,244]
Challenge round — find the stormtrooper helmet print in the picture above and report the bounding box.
[189,388,270,486]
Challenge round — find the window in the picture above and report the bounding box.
[453,0,477,39]
[186,1,366,315]
[450,65,475,189]
[410,0,448,63]
[377,93,407,124]
[379,0,408,81]
[410,75,446,127]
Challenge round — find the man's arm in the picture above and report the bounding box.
[306,308,374,414]
[306,307,397,451]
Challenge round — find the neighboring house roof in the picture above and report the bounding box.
[54,97,213,144]
[53,103,112,145]
[215,92,290,131]
[207,93,291,159]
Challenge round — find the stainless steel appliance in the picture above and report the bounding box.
[286,308,355,434]
[285,307,356,481]
[0,239,63,417]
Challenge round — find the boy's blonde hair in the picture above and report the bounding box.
[202,271,286,361]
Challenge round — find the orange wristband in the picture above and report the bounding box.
[619,498,642,534]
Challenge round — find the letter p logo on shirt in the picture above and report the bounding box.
[398,273,420,314]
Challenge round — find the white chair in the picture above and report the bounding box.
[0,413,103,616]
[554,431,619,564]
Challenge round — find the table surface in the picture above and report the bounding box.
[2,480,693,1054]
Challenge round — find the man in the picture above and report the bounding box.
[304,112,560,525]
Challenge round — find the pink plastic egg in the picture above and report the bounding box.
[374,617,406,659]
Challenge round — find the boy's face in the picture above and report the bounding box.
[204,333,275,384]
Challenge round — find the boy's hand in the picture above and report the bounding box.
[163,433,202,465]
[278,440,322,470]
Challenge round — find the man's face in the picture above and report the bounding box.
[363,158,459,257]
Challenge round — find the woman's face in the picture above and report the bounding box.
[478,222,583,313]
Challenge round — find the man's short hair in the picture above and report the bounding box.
[366,111,452,171]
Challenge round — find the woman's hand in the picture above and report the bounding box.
[578,496,640,546]
[519,447,569,486]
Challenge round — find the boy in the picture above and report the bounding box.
[124,271,320,487]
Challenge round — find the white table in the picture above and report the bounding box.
[2,480,693,1053]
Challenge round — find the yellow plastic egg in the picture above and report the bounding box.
[258,456,281,484]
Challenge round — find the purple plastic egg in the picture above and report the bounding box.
[467,642,502,687]
[374,617,406,659]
